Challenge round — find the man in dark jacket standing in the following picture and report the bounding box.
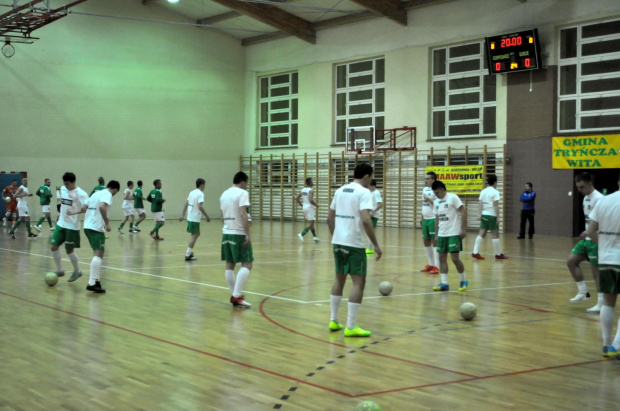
[518,182,536,239]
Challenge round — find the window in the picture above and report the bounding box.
[260,160,297,186]
[431,42,496,139]
[259,72,298,148]
[558,19,620,132]
[335,58,385,144]
[331,159,356,187]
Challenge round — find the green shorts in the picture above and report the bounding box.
[599,265,620,294]
[480,215,499,230]
[371,217,378,228]
[187,221,200,234]
[571,239,599,266]
[333,244,367,275]
[422,219,436,240]
[50,225,81,250]
[436,235,462,254]
[221,234,254,263]
[84,229,105,251]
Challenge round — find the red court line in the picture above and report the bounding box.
[0,291,352,398]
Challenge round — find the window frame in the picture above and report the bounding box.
[258,72,299,149]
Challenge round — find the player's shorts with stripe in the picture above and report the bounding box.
[599,265,620,294]
[17,205,29,217]
[436,235,462,254]
[480,215,499,230]
[422,218,436,240]
[122,207,135,217]
[84,229,105,251]
[41,205,50,213]
[303,206,316,221]
[135,208,145,215]
[50,225,81,250]
[187,221,200,234]
[571,239,598,266]
[333,244,367,275]
[152,211,165,221]
[221,234,253,263]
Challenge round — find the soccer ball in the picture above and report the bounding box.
[3,196,10,203]
[355,401,382,411]
[460,302,477,321]
[44,272,58,287]
[378,281,393,296]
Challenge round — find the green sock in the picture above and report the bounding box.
[47,217,53,227]
[119,222,125,229]
[10,220,20,233]
[130,223,133,229]
[301,227,309,236]
[135,221,141,227]
[311,229,316,237]
[37,217,45,226]
[26,223,32,234]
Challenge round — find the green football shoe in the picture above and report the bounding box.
[328,321,343,331]
[344,325,372,337]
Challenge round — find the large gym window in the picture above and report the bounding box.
[334,58,385,144]
[258,72,298,148]
[431,42,496,140]
[558,19,620,132]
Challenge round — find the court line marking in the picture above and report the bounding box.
[0,291,353,398]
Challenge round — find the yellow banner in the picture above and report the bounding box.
[552,135,620,169]
[425,166,484,195]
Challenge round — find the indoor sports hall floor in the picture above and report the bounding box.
[1,221,619,410]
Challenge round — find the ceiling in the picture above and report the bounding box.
[141,0,455,46]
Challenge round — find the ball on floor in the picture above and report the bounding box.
[460,302,477,321]
[44,272,58,287]
[378,281,392,296]
[355,400,382,411]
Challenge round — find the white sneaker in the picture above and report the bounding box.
[118,228,124,234]
[50,226,55,231]
[298,233,304,242]
[569,292,590,303]
[586,302,603,313]
[313,237,320,242]
[32,225,42,232]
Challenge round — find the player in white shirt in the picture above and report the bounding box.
[9,177,37,239]
[296,177,320,243]
[68,180,120,293]
[568,172,605,312]
[582,174,620,359]
[432,180,468,292]
[328,163,382,338]
[118,181,137,234]
[179,178,212,261]
[471,175,508,260]
[220,172,253,308]
[49,172,90,282]
[366,179,383,254]
[420,171,439,274]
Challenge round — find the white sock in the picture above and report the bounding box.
[347,302,360,329]
[330,295,342,322]
[597,293,604,305]
[576,281,588,294]
[492,238,501,255]
[225,270,235,294]
[186,247,192,256]
[434,249,440,268]
[600,305,615,346]
[441,273,448,285]
[68,252,80,273]
[459,271,467,282]
[233,267,250,297]
[425,246,434,266]
[52,249,63,272]
[473,236,483,254]
[612,318,620,349]
[89,256,102,286]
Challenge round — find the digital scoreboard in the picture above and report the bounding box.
[485,29,542,75]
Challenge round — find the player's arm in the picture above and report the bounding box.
[99,202,111,232]
[295,192,303,207]
[158,192,166,204]
[239,205,251,246]
[478,200,483,219]
[327,208,336,235]
[179,201,188,221]
[493,200,500,225]
[361,209,382,260]
[374,200,383,213]
[458,205,467,239]
[198,202,210,222]
[581,219,599,243]
[124,190,132,201]
[309,190,318,208]
[434,213,439,237]
[67,204,89,216]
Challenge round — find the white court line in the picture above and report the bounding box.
[0,247,306,304]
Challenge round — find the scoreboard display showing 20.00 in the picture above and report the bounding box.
[485,29,542,75]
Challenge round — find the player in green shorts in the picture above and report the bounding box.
[328,163,382,338]
[471,175,508,260]
[220,172,253,308]
[179,178,211,261]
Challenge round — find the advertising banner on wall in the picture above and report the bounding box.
[425,166,484,195]
[552,135,620,169]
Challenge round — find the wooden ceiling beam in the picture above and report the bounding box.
[197,11,240,25]
[403,0,457,10]
[349,0,407,26]
[210,0,315,44]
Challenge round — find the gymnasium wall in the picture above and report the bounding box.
[0,0,245,219]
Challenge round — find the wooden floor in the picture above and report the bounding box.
[1,220,619,410]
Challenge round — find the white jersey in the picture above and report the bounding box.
[330,182,374,249]
[301,187,313,208]
[422,186,436,220]
[434,193,464,237]
[584,190,604,240]
[58,186,89,231]
[16,186,29,207]
[220,186,250,235]
[371,189,383,219]
[187,188,205,223]
[122,188,133,209]
[84,189,112,232]
[589,191,620,265]
[479,186,500,216]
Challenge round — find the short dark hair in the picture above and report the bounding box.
[305,177,312,185]
[63,172,76,183]
[431,180,446,191]
[137,180,143,187]
[45,178,50,182]
[487,174,497,185]
[107,180,121,190]
[370,179,377,187]
[526,182,533,189]
[233,172,249,185]
[196,178,205,188]
[353,163,373,179]
[11,179,16,183]
[98,176,105,185]
[426,171,437,181]
[127,181,133,187]
[575,172,593,184]
[153,179,161,186]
